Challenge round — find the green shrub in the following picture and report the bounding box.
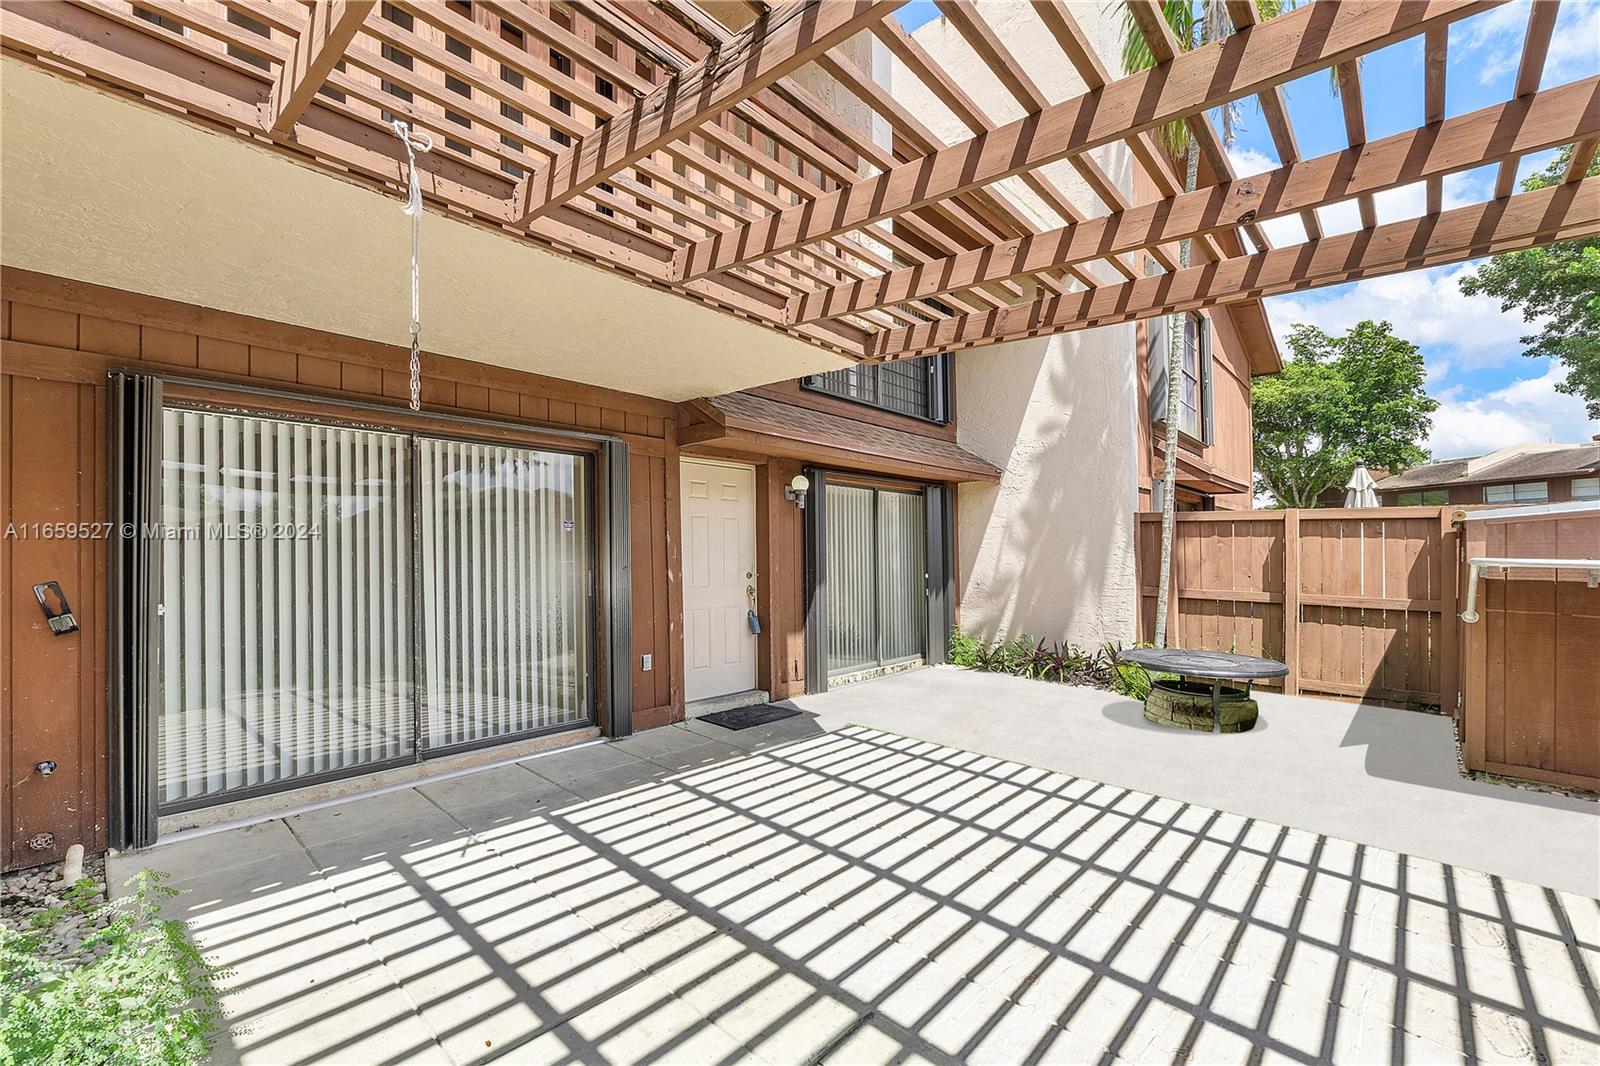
[948,627,982,668]
[1,869,225,1066]
[946,629,1155,699]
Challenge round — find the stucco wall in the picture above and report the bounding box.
[894,6,1141,646]
[954,330,1141,646]
[0,58,851,402]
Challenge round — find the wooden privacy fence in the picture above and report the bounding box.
[1461,507,1600,791]
[1135,508,1462,710]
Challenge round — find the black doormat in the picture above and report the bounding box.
[697,703,803,731]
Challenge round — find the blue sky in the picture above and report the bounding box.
[894,1,1600,459]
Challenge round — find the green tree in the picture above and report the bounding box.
[1459,146,1600,417]
[1253,321,1438,508]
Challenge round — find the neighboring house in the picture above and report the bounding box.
[1374,441,1600,507]
[0,2,1270,868]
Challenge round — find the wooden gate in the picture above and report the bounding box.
[1460,507,1600,791]
[1135,508,1462,710]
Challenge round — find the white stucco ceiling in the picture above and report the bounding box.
[0,59,851,401]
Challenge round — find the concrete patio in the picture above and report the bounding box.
[112,671,1600,1065]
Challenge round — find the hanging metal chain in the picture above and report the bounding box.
[390,119,433,412]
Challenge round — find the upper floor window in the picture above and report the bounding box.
[1484,481,1548,505]
[1147,311,1212,445]
[133,6,185,34]
[1570,476,1599,501]
[1396,489,1449,506]
[803,354,950,424]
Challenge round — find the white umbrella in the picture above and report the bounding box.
[1344,462,1379,508]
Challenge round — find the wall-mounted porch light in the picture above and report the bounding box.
[784,473,811,509]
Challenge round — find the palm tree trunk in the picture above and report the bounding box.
[1152,133,1202,648]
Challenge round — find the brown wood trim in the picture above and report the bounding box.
[0,340,669,456]
[746,380,958,442]
[684,426,997,483]
[1141,587,1284,605]
[0,340,113,384]
[676,421,728,447]
[1299,679,1442,703]
[662,424,686,720]
[1472,759,1600,793]
[0,269,680,421]
[1299,593,1443,612]
[710,406,996,479]
[823,470,934,493]
[162,381,605,456]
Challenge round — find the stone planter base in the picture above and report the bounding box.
[1143,679,1259,733]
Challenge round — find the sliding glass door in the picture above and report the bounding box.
[418,439,592,751]
[156,408,595,810]
[157,411,413,808]
[824,482,927,676]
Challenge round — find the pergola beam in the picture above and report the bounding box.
[866,177,1600,360]
[1425,26,1449,213]
[1225,1,1320,241]
[1493,0,1561,197]
[265,0,372,135]
[931,0,1144,278]
[1334,62,1378,228]
[788,76,1600,324]
[507,0,901,225]
[1566,138,1600,182]
[1027,0,1225,263]
[673,0,1494,280]
[1095,0,1273,251]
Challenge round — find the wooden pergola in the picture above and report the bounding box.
[4,0,1596,366]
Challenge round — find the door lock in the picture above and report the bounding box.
[33,582,79,635]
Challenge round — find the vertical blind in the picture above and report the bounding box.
[158,411,412,807]
[825,483,927,675]
[877,489,927,662]
[826,484,877,674]
[157,409,597,809]
[418,440,592,749]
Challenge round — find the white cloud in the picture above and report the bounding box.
[1453,1,1600,89]
[1427,363,1600,459]
[1455,3,1531,86]
[1263,262,1540,371]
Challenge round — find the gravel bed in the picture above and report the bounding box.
[0,853,111,961]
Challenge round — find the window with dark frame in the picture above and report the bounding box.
[1396,489,1450,506]
[802,353,951,424]
[151,405,599,812]
[1147,310,1212,446]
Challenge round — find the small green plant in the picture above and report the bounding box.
[947,629,1156,699]
[948,627,982,668]
[1,868,225,1066]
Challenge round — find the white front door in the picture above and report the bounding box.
[681,459,758,702]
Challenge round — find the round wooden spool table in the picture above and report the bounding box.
[1117,649,1289,733]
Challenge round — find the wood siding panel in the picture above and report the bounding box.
[0,270,685,869]
[2,374,108,869]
